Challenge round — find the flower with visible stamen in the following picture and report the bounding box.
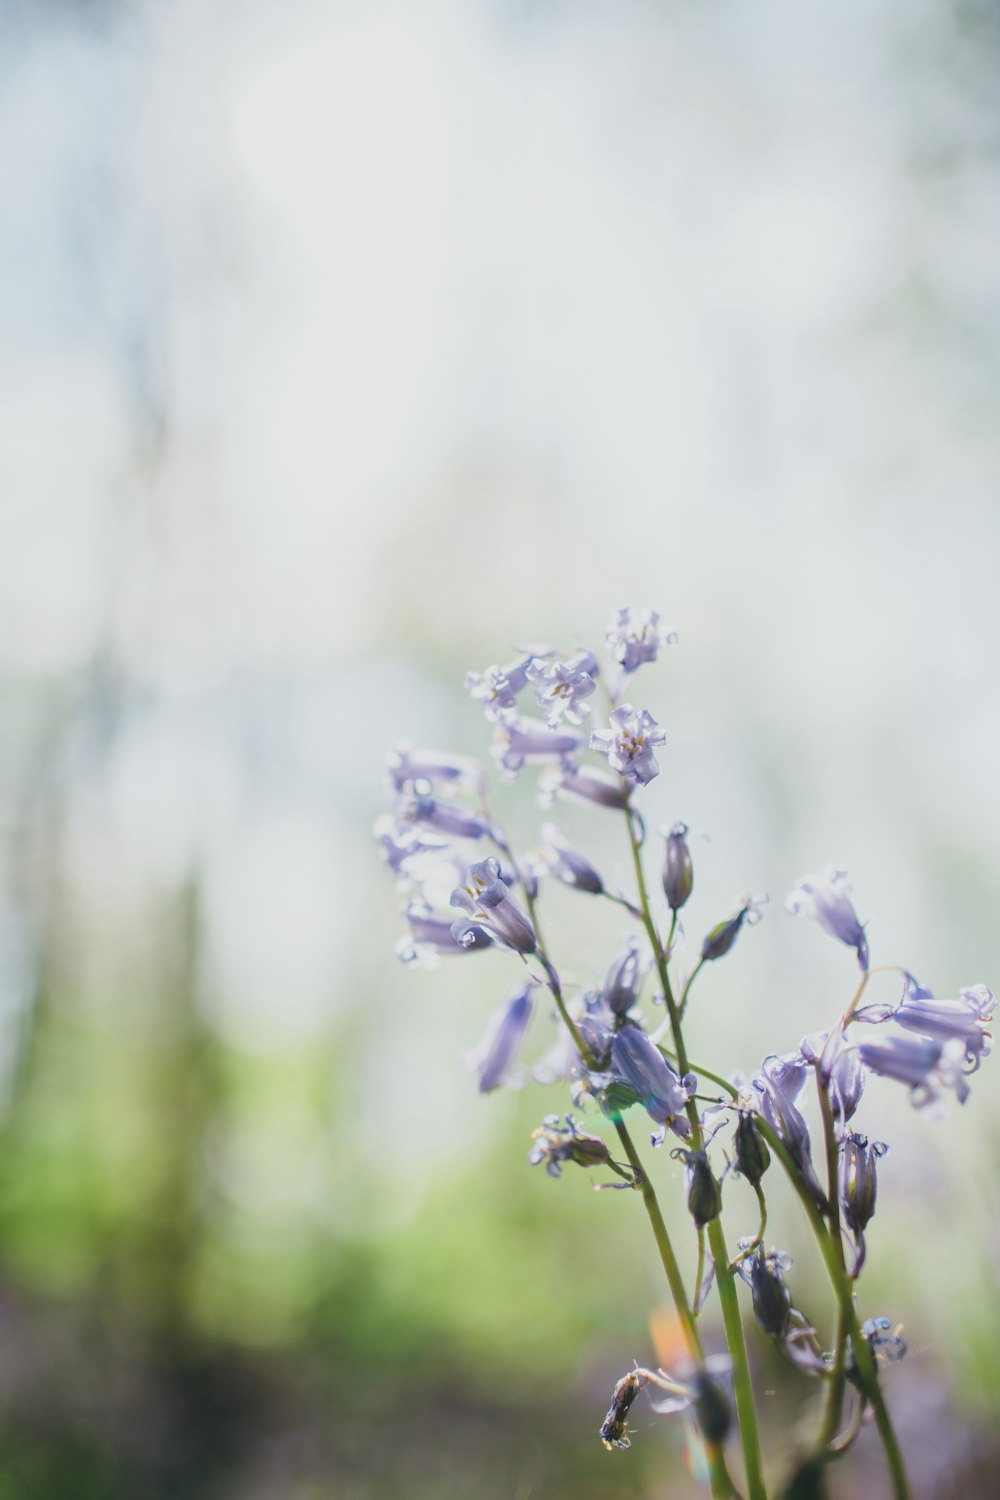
[451,857,538,955]
[465,647,554,720]
[491,716,583,779]
[385,743,486,795]
[855,1033,971,1111]
[525,651,599,726]
[469,983,536,1093]
[603,937,646,1016]
[538,759,629,810]
[536,823,604,895]
[396,901,490,966]
[786,866,869,970]
[605,606,678,674]
[400,793,493,843]
[590,705,666,787]
[609,1025,695,1143]
[840,1132,888,1277]
[701,894,768,963]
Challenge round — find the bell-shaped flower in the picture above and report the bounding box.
[753,1056,828,1210]
[374,816,451,887]
[400,793,493,843]
[525,651,599,726]
[894,983,995,1072]
[855,1033,971,1112]
[736,1247,793,1338]
[491,716,583,779]
[661,821,693,911]
[605,606,678,674]
[468,983,536,1093]
[385,742,486,796]
[609,1024,695,1143]
[840,1132,888,1277]
[464,647,553,720]
[536,823,605,895]
[396,901,490,966]
[590,705,666,787]
[451,858,537,955]
[602,937,647,1016]
[538,759,628,810]
[701,894,767,963]
[786,866,869,970]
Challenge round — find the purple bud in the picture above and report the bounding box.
[701,895,767,963]
[786,867,869,971]
[603,937,645,1015]
[471,984,536,1092]
[672,1147,722,1228]
[661,822,693,910]
[840,1132,887,1277]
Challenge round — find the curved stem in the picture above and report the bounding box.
[623,800,768,1500]
[753,1119,911,1500]
[679,957,706,1020]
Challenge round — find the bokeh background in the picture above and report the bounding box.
[2,1,1000,1496]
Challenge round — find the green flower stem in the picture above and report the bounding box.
[624,802,768,1500]
[752,1119,911,1500]
[679,957,706,1020]
[816,1079,849,1445]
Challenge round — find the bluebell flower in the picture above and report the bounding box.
[525,651,599,726]
[537,759,629,810]
[605,606,677,674]
[401,793,493,843]
[603,937,646,1015]
[855,1033,971,1111]
[894,983,995,1072]
[396,901,490,966]
[469,983,536,1092]
[465,647,553,719]
[840,1132,888,1277]
[830,1045,866,1134]
[528,1114,624,1178]
[590,705,666,787]
[536,823,605,895]
[672,1147,723,1228]
[374,816,450,886]
[736,1247,793,1338]
[609,1025,695,1143]
[492,716,584,779]
[701,894,768,963]
[786,867,869,970]
[385,742,486,796]
[451,857,537,955]
[660,821,694,911]
[733,1112,771,1185]
[754,1056,828,1210]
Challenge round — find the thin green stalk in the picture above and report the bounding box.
[679,957,706,1020]
[623,802,768,1500]
[816,1079,848,1445]
[753,1119,911,1500]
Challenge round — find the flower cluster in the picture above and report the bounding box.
[376,607,993,1498]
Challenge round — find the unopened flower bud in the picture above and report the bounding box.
[673,1148,722,1229]
[661,822,694,910]
[738,1250,792,1338]
[734,1113,771,1185]
[701,895,767,962]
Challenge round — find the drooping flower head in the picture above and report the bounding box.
[855,1033,971,1112]
[609,1025,695,1144]
[525,650,599,726]
[385,743,486,796]
[701,894,768,963]
[492,716,583,780]
[534,823,605,895]
[590,705,666,787]
[894,983,995,1072]
[450,857,537,955]
[786,866,869,970]
[538,759,628,810]
[469,983,537,1093]
[605,606,677,674]
[396,901,490,966]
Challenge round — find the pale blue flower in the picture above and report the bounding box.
[856,1033,972,1111]
[536,823,604,895]
[396,901,490,966]
[525,650,599,726]
[401,793,493,842]
[590,705,666,787]
[492,716,584,779]
[464,647,553,720]
[385,742,486,795]
[894,983,995,1072]
[451,857,537,954]
[374,815,450,885]
[754,1055,828,1209]
[537,759,628,810]
[469,983,536,1092]
[609,1024,695,1142]
[606,607,678,673]
[786,867,869,970]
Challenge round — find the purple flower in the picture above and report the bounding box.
[856,1033,971,1111]
[701,894,768,963]
[840,1132,888,1277]
[536,823,604,895]
[465,647,553,720]
[590,705,666,787]
[538,759,628,810]
[385,742,486,796]
[525,651,599,726]
[894,983,995,1072]
[754,1056,828,1210]
[491,716,584,779]
[451,857,537,955]
[400,794,493,843]
[396,901,490,966]
[469,983,536,1092]
[602,937,646,1015]
[786,867,869,970]
[374,815,450,885]
[609,1025,695,1143]
[661,822,693,911]
[736,1248,792,1338]
[606,607,678,674]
